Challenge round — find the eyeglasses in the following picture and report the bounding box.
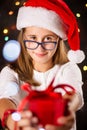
[24,40,57,50]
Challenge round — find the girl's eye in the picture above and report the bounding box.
[44,36,57,42]
[44,36,52,42]
[28,36,37,40]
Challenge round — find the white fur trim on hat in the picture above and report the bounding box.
[67,50,85,63]
[16,6,68,40]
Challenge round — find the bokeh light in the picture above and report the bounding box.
[3,40,21,62]
[4,36,9,41]
[8,11,14,15]
[15,1,20,6]
[83,66,87,71]
[78,28,80,32]
[76,13,81,18]
[3,29,9,34]
[85,3,87,7]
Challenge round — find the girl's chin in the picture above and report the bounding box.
[33,57,48,64]
[34,60,47,64]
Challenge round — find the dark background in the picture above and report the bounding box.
[0,0,87,129]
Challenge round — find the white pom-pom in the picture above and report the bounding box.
[67,50,85,63]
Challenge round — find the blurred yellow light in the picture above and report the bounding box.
[8,11,14,15]
[78,28,80,32]
[83,66,87,71]
[76,13,81,18]
[85,3,87,7]
[3,29,8,34]
[15,1,20,6]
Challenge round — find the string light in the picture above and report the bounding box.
[10,25,16,30]
[76,13,81,18]
[4,36,9,41]
[15,1,20,6]
[3,29,9,34]
[8,11,14,15]
[78,28,80,33]
[3,40,21,62]
[83,66,87,71]
[85,3,87,7]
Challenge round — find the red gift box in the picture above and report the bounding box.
[17,79,75,127]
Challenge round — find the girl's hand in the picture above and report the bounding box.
[45,111,75,130]
[45,92,76,130]
[14,110,74,130]
[14,110,39,130]
[63,92,80,111]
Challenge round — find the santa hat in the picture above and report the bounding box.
[16,0,85,63]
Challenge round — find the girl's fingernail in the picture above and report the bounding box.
[32,117,38,123]
[25,111,32,117]
[57,117,65,124]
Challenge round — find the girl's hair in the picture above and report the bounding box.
[9,29,69,86]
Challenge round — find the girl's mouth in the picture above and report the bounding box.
[34,52,47,57]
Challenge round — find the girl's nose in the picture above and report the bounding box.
[37,43,45,51]
[36,38,45,51]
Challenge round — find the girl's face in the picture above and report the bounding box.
[23,26,59,70]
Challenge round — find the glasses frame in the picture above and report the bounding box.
[23,40,57,50]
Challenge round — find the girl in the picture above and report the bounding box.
[0,0,85,130]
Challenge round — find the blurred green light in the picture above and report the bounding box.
[4,36,9,41]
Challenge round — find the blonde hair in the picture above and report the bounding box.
[10,29,69,86]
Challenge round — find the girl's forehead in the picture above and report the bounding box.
[24,27,58,37]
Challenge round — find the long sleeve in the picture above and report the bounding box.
[53,62,84,109]
[0,66,26,106]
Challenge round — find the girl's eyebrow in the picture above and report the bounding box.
[44,35,58,39]
[24,34,36,39]
[24,34,36,37]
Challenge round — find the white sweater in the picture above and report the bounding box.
[0,61,84,130]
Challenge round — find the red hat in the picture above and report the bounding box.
[16,0,85,63]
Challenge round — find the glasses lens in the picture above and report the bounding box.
[25,41,38,49]
[42,42,56,50]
